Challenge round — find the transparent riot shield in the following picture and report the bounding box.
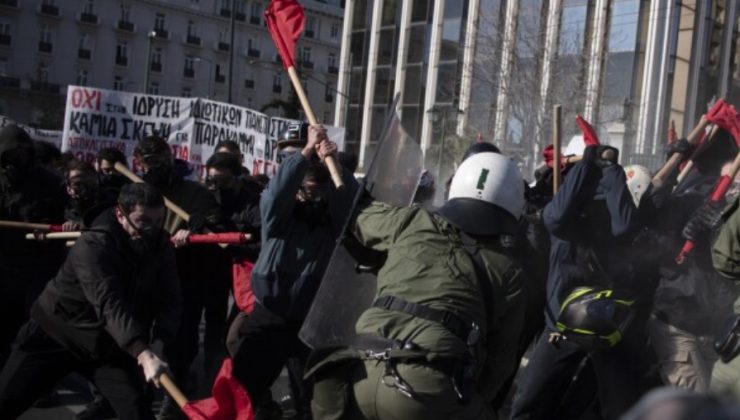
[299,96,423,349]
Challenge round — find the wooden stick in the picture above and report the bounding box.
[159,373,189,409]
[25,231,82,240]
[0,220,60,231]
[65,241,75,248]
[652,115,710,187]
[675,124,721,185]
[552,105,562,194]
[113,162,191,222]
[286,66,344,190]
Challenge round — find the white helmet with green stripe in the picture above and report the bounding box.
[437,152,524,236]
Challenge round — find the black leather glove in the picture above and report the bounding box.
[665,138,693,158]
[683,201,724,242]
[583,145,619,168]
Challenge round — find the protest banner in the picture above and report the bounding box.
[0,115,63,149]
[61,86,345,179]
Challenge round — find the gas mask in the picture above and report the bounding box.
[206,174,237,207]
[140,154,173,189]
[0,147,34,188]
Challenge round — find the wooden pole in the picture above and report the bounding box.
[652,115,710,187]
[0,220,58,231]
[675,124,721,185]
[159,373,189,409]
[286,66,344,189]
[114,163,191,222]
[25,231,81,240]
[552,105,562,193]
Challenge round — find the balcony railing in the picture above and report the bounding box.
[0,34,10,45]
[0,76,20,88]
[40,4,59,16]
[30,81,60,94]
[153,28,168,39]
[117,20,134,32]
[115,56,128,66]
[249,16,260,25]
[150,62,162,72]
[301,61,314,70]
[244,79,255,89]
[272,84,282,93]
[328,66,338,74]
[38,41,53,53]
[236,12,246,22]
[186,35,201,46]
[215,74,226,84]
[247,49,260,58]
[220,8,231,18]
[78,48,91,60]
[184,68,195,78]
[218,42,230,52]
[80,12,98,24]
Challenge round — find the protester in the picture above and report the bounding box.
[62,159,115,231]
[0,125,67,367]
[96,147,131,194]
[232,124,358,420]
[215,140,251,178]
[132,135,223,419]
[511,144,651,420]
[309,152,525,419]
[0,183,181,419]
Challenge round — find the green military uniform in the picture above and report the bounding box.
[310,201,525,420]
[711,198,740,398]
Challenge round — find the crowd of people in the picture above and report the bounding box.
[0,118,740,420]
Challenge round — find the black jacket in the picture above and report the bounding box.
[31,209,182,360]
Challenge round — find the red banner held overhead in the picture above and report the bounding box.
[264,0,305,69]
[575,115,600,146]
[706,99,740,146]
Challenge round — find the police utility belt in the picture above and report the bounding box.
[351,295,480,403]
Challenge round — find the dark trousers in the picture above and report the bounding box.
[232,303,311,414]
[170,246,231,388]
[0,320,153,420]
[510,328,647,420]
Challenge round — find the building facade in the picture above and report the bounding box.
[0,0,343,129]
[336,0,740,178]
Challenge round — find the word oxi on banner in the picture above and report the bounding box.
[60,85,345,179]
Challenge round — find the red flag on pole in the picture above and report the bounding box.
[705,99,740,146]
[575,115,600,146]
[183,358,254,420]
[264,0,305,70]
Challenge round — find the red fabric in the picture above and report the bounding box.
[47,224,64,232]
[184,233,247,245]
[232,257,256,314]
[575,115,600,146]
[706,99,740,146]
[668,121,677,144]
[264,0,305,69]
[183,358,254,420]
[542,145,570,170]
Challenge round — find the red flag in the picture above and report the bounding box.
[232,257,256,314]
[575,115,600,146]
[264,0,305,69]
[706,99,740,146]
[183,358,254,420]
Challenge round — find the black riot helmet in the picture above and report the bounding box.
[556,287,635,350]
[277,122,309,150]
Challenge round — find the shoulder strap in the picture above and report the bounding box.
[459,232,495,327]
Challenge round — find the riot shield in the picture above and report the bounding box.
[299,96,423,350]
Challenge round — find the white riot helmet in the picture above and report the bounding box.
[624,165,651,208]
[438,152,524,236]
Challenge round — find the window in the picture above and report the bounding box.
[152,48,162,65]
[147,82,159,95]
[0,22,10,45]
[76,69,88,86]
[184,56,195,77]
[215,64,226,83]
[37,63,49,82]
[0,58,7,76]
[83,0,94,14]
[328,53,336,68]
[330,23,339,40]
[221,0,232,10]
[235,0,246,13]
[40,26,52,44]
[113,76,125,90]
[182,87,192,97]
[79,33,89,50]
[154,13,166,31]
[115,41,128,65]
[250,2,262,19]
[300,47,311,63]
[306,16,316,38]
[120,4,131,22]
[187,20,196,37]
[219,30,228,43]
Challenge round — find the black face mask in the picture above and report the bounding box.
[120,207,165,255]
[98,173,127,189]
[295,199,330,225]
[142,165,172,189]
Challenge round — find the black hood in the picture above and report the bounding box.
[437,197,519,237]
[0,124,35,163]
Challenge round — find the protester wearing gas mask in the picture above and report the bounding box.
[0,124,66,367]
[62,160,119,232]
[232,123,357,420]
[0,183,181,420]
[96,147,130,196]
